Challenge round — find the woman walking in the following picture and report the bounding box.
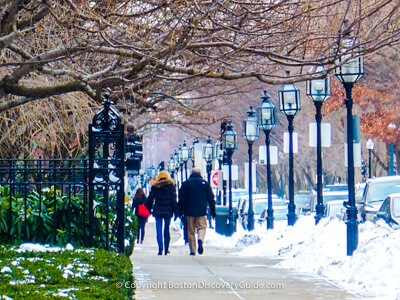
[146,171,178,255]
[132,188,148,244]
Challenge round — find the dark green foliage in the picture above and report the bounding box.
[0,185,137,253]
[0,245,134,299]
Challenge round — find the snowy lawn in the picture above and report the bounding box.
[202,215,400,300]
[0,243,133,299]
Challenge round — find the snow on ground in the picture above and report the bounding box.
[203,215,400,299]
[17,243,74,253]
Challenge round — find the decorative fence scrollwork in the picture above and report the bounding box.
[89,94,125,253]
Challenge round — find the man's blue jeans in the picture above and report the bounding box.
[155,216,172,254]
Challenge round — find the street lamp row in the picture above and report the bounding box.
[241,35,364,256]
[165,36,363,254]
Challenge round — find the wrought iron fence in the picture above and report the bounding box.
[0,157,89,246]
[0,95,128,253]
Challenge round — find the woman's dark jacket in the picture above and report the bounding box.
[178,173,216,217]
[132,194,148,224]
[146,178,178,218]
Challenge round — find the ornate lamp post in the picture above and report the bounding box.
[203,137,214,183]
[334,36,364,256]
[279,77,301,226]
[174,150,180,187]
[178,145,184,185]
[257,91,277,229]
[181,140,189,180]
[222,121,237,235]
[388,123,397,175]
[243,107,259,231]
[366,139,374,179]
[306,65,331,224]
[215,140,224,205]
[169,155,176,178]
[190,138,199,167]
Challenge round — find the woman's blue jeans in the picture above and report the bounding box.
[155,216,171,253]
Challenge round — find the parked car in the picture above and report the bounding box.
[309,190,349,212]
[324,184,348,192]
[229,189,248,204]
[238,195,286,229]
[259,205,288,229]
[325,200,345,219]
[360,176,400,222]
[294,190,312,213]
[373,193,400,226]
[355,182,367,205]
[236,193,285,212]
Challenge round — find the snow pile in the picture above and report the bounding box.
[204,215,400,299]
[1,267,12,274]
[17,243,74,253]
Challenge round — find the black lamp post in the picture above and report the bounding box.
[366,138,374,179]
[306,65,331,225]
[215,140,224,205]
[181,140,189,180]
[334,36,364,256]
[257,91,277,230]
[243,107,259,231]
[178,145,184,186]
[174,150,180,187]
[279,77,301,226]
[203,137,214,183]
[169,155,175,179]
[222,121,237,235]
[190,138,199,168]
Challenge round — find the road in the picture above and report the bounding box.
[130,219,367,300]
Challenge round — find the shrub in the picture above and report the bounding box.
[0,245,134,299]
[0,185,137,255]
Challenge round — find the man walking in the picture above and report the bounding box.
[179,167,216,255]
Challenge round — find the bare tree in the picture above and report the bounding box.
[1,1,400,109]
[1,0,400,157]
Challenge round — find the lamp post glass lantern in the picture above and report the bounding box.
[279,81,300,226]
[181,141,189,180]
[257,91,276,229]
[306,66,331,102]
[215,140,223,166]
[169,155,175,177]
[178,145,184,186]
[222,121,237,235]
[306,65,331,225]
[215,140,223,205]
[243,107,259,231]
[334,36,364,256]
[203,137,214,183]
[366,138,374,179]
[190,138,199,167]
[174,150,180,186]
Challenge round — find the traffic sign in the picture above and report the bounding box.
[211,170,221,188]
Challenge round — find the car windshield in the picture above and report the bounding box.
[231,191,248,203]
[392,198,400,218]
[323,194,348,204]
[295,194,309,206]
[355,188,365,202]
[274,208,287,220]
[253,202,267,214]
[366,181,400,203]
[327,203,344,217]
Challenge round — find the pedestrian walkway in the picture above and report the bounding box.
[130,219,365,300]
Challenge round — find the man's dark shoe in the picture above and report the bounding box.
[197,239,203,255]
[190,252,195,256]
[158,250,163,255]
